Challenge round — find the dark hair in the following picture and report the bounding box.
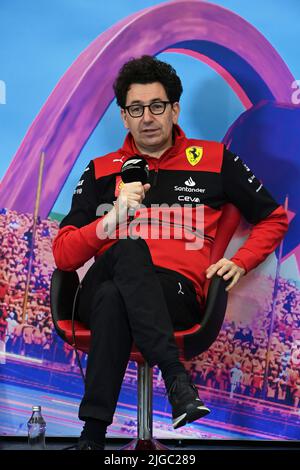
[113,55,183,108]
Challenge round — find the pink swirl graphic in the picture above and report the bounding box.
[0,0,295,217]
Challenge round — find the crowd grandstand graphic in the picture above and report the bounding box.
[0,208,300,439]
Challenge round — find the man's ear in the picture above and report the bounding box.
[121,108,129,129]
[172,102,180,125]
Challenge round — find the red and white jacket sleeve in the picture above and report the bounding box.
[52,161,110,271]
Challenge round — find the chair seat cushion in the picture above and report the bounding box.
[57,320,201,361]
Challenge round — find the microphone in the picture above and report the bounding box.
[121,156,150,219]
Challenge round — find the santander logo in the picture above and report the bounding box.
[185,177,196,187]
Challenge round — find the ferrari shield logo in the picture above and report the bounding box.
[186,146,203,166]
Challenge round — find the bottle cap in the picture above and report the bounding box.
[32,406,41,411]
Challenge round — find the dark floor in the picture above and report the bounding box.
[1,436,300,451]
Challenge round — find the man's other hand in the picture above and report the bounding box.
[205,258,246,291]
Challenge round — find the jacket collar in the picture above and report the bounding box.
[120,124,188,161]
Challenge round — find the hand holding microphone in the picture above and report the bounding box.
[115,156,151,221]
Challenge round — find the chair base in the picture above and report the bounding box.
[121,438,169,450]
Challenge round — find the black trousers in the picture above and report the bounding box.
[77,238,201,424]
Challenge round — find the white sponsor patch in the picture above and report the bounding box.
[178,195,201,203]
[73,188,82,195]
[174,186,205,193]
[113,156,125,163]
[185,177,196,187]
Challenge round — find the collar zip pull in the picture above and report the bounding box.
[152,160,159,187]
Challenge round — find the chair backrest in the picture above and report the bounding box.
[50,269,80,341]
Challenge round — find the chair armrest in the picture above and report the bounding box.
[183,274,229,360]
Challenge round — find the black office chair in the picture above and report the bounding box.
[50,203,241,449]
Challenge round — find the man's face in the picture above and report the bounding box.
[121,82,180,155]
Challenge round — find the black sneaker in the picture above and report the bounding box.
[167,373,210,429]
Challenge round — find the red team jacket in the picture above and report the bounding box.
[53,125,288,305]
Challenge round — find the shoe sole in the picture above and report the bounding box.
[173,405,211,429]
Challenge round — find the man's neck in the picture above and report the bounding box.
[135,145,170,159]
[135,134,175,159]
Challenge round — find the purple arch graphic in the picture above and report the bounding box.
[0,0,296,218]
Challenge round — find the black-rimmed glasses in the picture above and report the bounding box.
[124,100,171,118]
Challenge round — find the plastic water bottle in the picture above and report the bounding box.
[27,406,46,449]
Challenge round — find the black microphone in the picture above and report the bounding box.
[121,155,149,184]
[121,156,150,219]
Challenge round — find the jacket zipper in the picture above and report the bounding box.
[152,160,159,187]
[152,169,158,187]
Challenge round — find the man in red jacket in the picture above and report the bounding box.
[53,55,288,449]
